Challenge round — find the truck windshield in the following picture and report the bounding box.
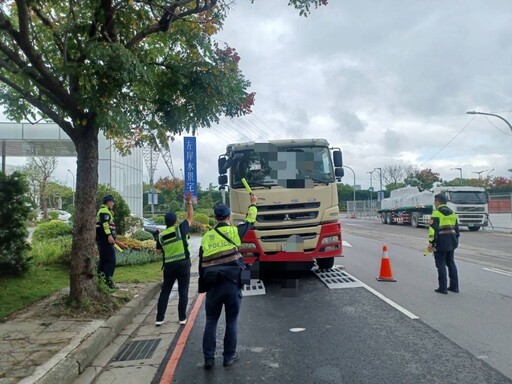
[230,145,334,188]
[448,191,488,204]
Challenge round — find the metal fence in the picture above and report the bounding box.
[345,200,381,219]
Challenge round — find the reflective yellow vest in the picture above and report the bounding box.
[428,204,459,251]
[159,226,186,264]
[201,226,241,267]
[96,205,116,238]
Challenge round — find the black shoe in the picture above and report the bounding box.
[435,288,448,294]
[448,287,459,293]
[223,353,240,367]
[204,358,215,370]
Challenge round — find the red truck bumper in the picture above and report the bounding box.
[239,222,342,265]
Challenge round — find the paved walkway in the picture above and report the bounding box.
[0,236,202,384]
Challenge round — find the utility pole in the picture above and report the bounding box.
[450,167,463,185]
[374,167,383,201]
[367,170,374,212]
[343,166,356,218]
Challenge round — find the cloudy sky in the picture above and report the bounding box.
[4,0,512,190]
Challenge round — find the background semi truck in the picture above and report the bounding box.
[378,186,489,231]
[217,138,344,271]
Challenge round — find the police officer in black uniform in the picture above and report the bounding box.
[96,194,117,288]
[155,193,193,326]
[199,195,257,369]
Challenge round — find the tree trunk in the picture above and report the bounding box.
[69,124,100,303]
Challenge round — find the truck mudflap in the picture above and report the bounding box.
[239,222,342,265]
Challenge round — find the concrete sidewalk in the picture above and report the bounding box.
[0,236,202,384]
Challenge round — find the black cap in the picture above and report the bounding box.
[214,204,231,219]
[164,212,177,226]
[102,194,115,203]
[434,193,447,204]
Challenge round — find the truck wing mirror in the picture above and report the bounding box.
[218,156,227,175]
[335,167,344,179]
[333,150,343,168]
[218,174,228,185]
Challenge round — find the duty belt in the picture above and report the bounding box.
[202,250,241,268]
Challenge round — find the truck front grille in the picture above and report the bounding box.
[260,232,317,242]
[257,202,320,212]
[257,211,318,223]
[457,207,485,212]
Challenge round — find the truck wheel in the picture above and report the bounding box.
[316,257,335,270]
[386,212,393,225]
[381,214,387,224]
[468,226,481,232]
[411,213,419,228]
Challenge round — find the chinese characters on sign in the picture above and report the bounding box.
[183,137,198,203]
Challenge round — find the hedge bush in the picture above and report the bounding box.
[131,230,154,241]
[152,215,165,225]
[193,213,209,225]
[116,249,161,266]
[32,220,72,243]
[0,171,33,275]
[189,220,207,234]
[49,211,60,220]
[116,236,143,250]
[29,235,73,265]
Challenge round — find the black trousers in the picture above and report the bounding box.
[434,250,459,291]
[97,240,116,288]
[156,259,191,322]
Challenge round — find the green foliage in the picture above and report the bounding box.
[193,213,210,225]
[29,236,73,265]
[33,220,72,243]
[96,185,131,235]
[176,211,186,221]
[116,250,161,267]
[404,168,442,191]
[152,215,165,225]
[208,218,217,228]
[189,220,207,234]
[0,172,34,276]
[168,201,183,213]
[49,211,59,220]
[131,230,154,241]
[125,215,143,235]
[196,208,214,217]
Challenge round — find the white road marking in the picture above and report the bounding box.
[342,240,352,247]
[483,267,512,277]
[289,328,306,333]
[341,271,420,320]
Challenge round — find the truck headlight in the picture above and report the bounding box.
[321,235,340,244]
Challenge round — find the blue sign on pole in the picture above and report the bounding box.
[183,137,198,202]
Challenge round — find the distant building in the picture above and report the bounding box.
[0,122,143,216]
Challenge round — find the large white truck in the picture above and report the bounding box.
[378,186,489,231]
[217,139,344,271]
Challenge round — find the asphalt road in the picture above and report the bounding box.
[161,219,512,383]
[341,219,512,379]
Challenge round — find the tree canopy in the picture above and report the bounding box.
[0,0,328,303]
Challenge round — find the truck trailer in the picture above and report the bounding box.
[217,138,344,271]
[378,186,489,231]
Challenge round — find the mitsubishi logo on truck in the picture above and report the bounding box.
[284,214,291,221]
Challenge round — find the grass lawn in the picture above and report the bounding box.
[0,262,162,321]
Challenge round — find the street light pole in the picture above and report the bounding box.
[467,111,512,133]
[450,167,462,185]
[67,169,75,205]
[472,170,487,180]
[367,170,374,212]
[374,167,383,201]
[343,166,356,218]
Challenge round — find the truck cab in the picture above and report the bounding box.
[218,139,344,271]
[433,186,489,231]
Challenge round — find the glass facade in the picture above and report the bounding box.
[98,134,143,216]
[1,122,144,216]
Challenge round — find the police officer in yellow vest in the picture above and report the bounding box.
[428,193,460,294]
[155,193,194,326]
[199,194,257,369]
[96,194,117,288]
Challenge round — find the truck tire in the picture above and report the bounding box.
[316,257,335,270]
[468,226,481,232]
[411,213,419,228]
[381,213,387,224]
[386,212,393,225]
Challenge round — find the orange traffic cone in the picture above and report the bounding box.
[376,245,396,282]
